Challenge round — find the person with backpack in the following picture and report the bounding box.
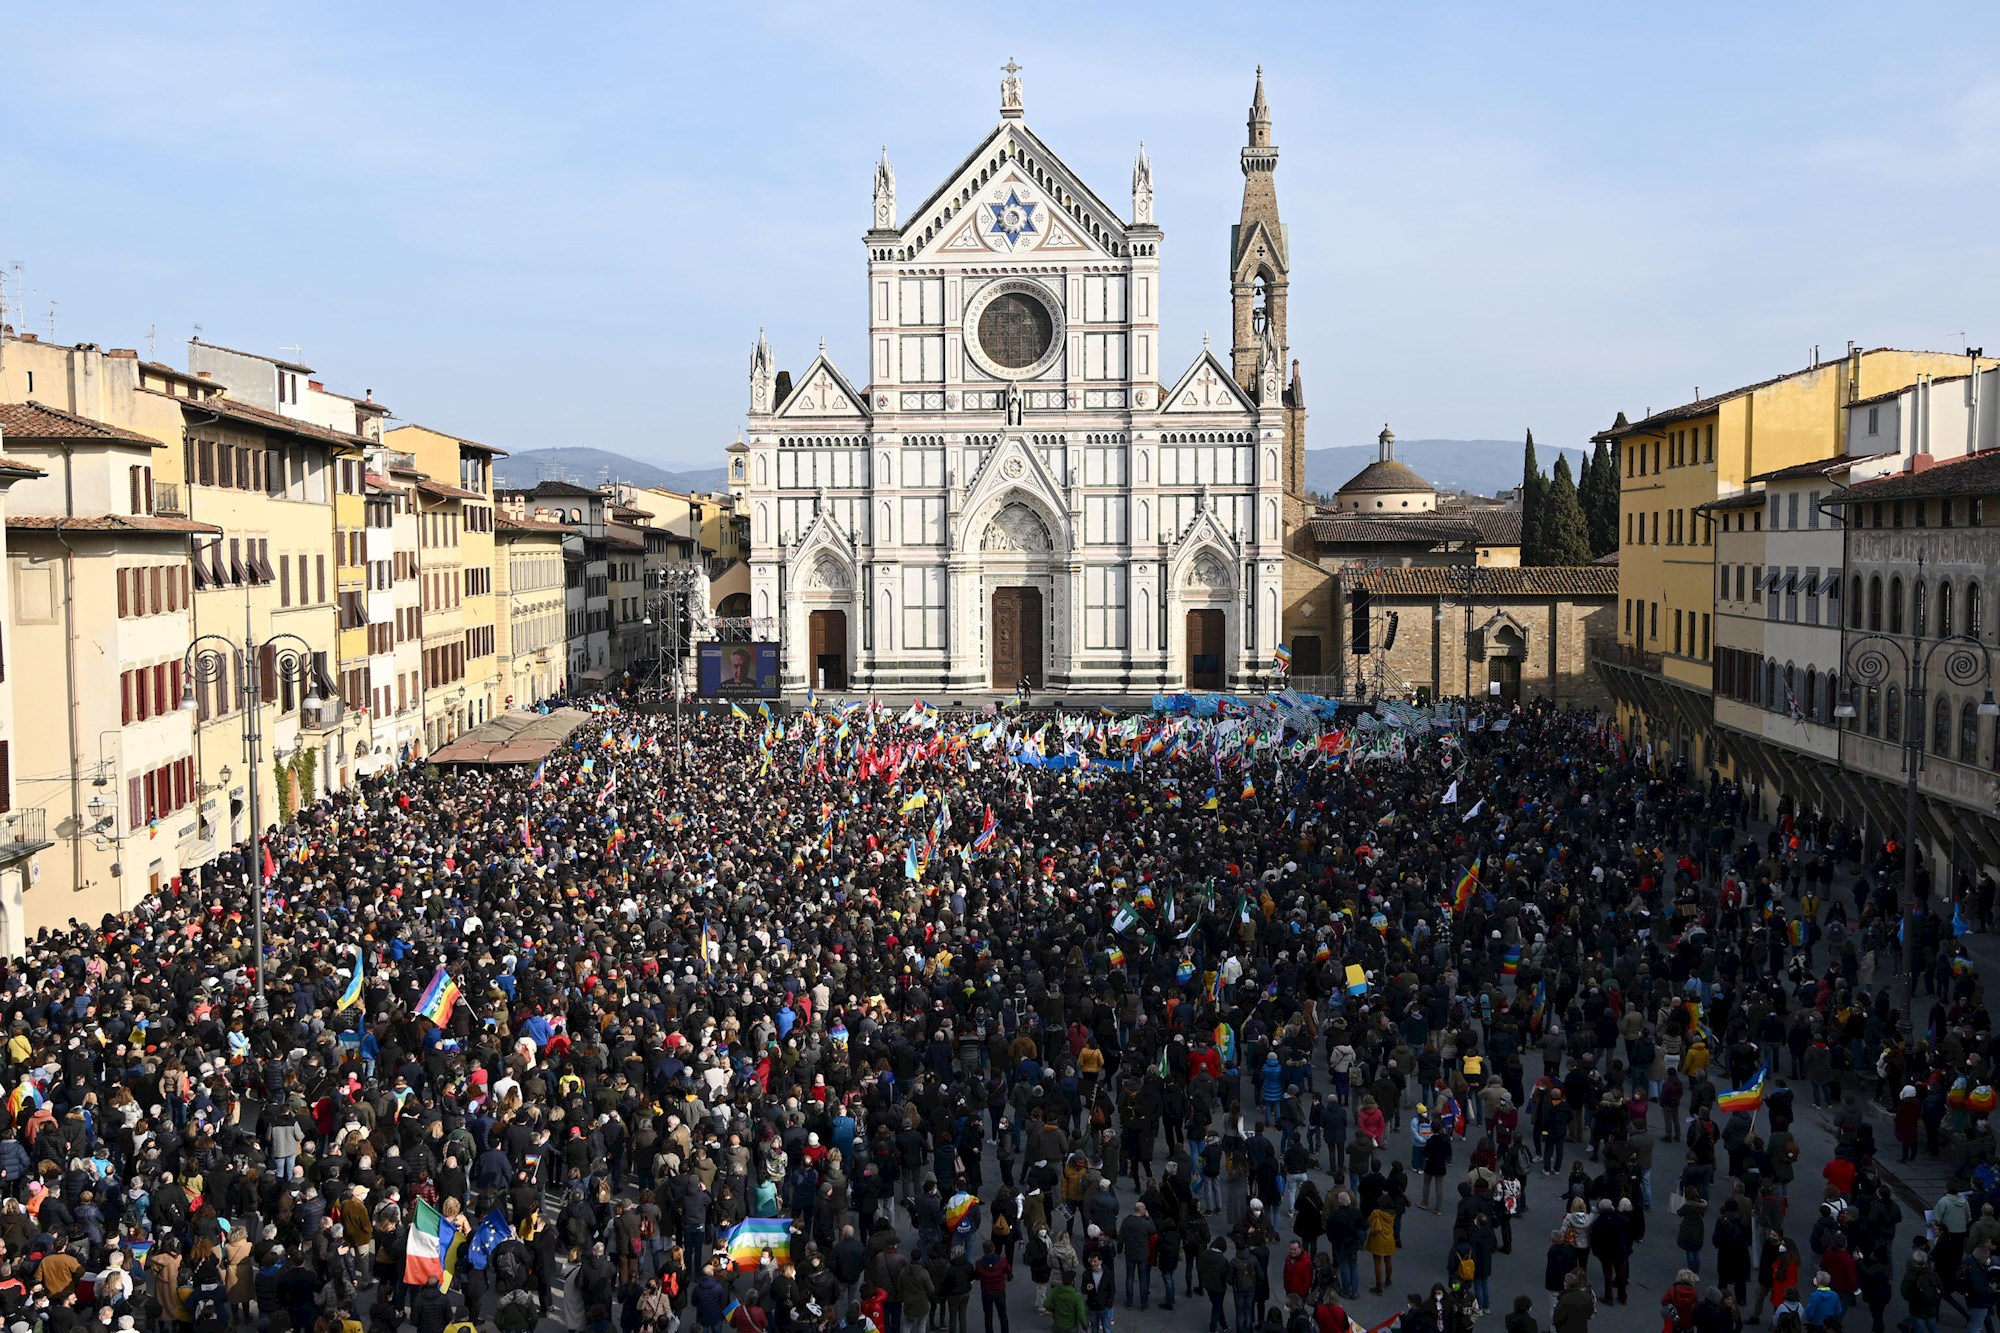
[1199,1238,1232,1333]
[974,1241,1012,1333]
[1230,1242,1262,1333]
[1903,1249,1945,1333]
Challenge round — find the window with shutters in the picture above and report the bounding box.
[279,555,291,607]
[0,741,11,813]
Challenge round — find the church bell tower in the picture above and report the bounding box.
[1229,67,1306,506]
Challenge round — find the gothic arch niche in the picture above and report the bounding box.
[981,502,1054,555]
[807,554,852,591]
[1184,549,1233,592]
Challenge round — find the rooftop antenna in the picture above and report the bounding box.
[45,300,56,341]
[192,323,203,343]
[146,325,158,361]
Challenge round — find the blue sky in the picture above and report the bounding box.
[4,3,1997,472]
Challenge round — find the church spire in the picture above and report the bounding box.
[1131,141,1154,226]
[1231,65,1286,391]
[871,146,897,231]
[1248,65,1272,149]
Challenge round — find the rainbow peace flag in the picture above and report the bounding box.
[1716,1065,1766,1114]
[726,1217,792,1271]
[944,1192,979,1233]
[1176,959,1196,985]
[1501,944,1522,976]
[1214,1022,1237,1068]
[6,1080,38,1118]
[1106,947,1126,969]
[1454,858,1481,914]
[416,966,462,1027]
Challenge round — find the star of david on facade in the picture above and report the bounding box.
[988,189,1037,247]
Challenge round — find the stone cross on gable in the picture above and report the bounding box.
[1190,365,1221,406]
[1000,58,1024,115]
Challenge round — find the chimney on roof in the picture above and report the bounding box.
[308,380,323,392]
[18,333,36,344]
[107,348,137,359]
[196,371,211,380]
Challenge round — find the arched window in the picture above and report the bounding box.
[1971,581,1987,639]
[1868,575,1883,630]
[1889,577,1904,634]
[1823,671,1839,725]
[1963,699,1982,763]
[1784,661,1798,715]
[1804,668,1819,720]
[1865,685,1880,736]
[1934,694,1952,754]
[1850,576,1864,627]
[1939,580,1955,637]
[1914,578,1928,636]
[1885,684,1901,741]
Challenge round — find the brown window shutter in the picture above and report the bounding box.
[121,671,132,726]
[150,568,163,614]
[317,555,327,605]
[0,741,11,814]
[259,645,277,702]
[128,776,142,829]
[116,570,129,619]
[279,555,290,607]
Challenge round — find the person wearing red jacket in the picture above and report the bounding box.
[974,1242,1013,1333]
[1283,1242,1315,1300]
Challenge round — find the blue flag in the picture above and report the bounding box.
[468,1208,511,1271]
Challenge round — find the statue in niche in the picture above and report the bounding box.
[1005,382,1024,426]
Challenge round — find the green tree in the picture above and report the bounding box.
[1583,435,1621,556]
[1519,430,1546,565]
[1542,454,1594,565]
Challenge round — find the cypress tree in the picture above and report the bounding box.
[1584,437,1620,556]
[1543,455,1593,565]
[1519,430,1546,565]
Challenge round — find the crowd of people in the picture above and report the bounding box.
[0,687,1990,1333]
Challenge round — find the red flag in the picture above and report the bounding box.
[260,843,276,884]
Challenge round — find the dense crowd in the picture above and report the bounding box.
[0,689,1993,1333]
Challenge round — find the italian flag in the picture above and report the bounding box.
[403,1200,466,1289]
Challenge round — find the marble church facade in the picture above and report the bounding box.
[730,64,1311,695]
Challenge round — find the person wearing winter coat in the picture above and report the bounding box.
[1116,1204,1157,1309]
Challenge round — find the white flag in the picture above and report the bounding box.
[1462,799,1485,822]
[1442,779,1459,806]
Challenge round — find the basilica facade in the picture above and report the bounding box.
[730,65,1309,694]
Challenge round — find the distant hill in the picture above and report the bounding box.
[496,440,1570,503]
[494,447,728,494]
[1307,439,1582,498]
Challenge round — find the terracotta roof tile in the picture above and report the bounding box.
[496,515,573,534]
[1823,449,2000,504]
[152,390,369,450]
[8,513,219,534]
[0,456,45,476]
[1747,450,1893,483]
[1342,565,1619,598]
[0,401,163,447]
[1309,516,1482,546]
[416,478,486,502]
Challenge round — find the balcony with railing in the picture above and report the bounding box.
[1590,636,1663,675]
[0,808,51,865]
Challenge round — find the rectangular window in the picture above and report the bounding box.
[899,497,944,545]
[901,566,945,649]
[1084,565,1128,649]
[1673,608,1684,655]
[279,555,291,607]
[1082,275,1129,323]
[1649,602,1658,641]
[1084,495,1128,545]
[1805,567,1821,625]
[1082,333,1128,381]
[1736,565,1745,602]
[898,335,944,382]
[1751,566,1763,604]
[900,447,945,488]
[898,277,943,326]
[1808,491,1821,529]
[1787,493,1799,530]
[1082,446,1128,487]
[1700,613,1711,659]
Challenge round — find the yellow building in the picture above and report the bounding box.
[385,424,507,744]
[495,515,572,707]
[1595,345,1995,771]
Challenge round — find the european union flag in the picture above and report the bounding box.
[467,1207,511,1271]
